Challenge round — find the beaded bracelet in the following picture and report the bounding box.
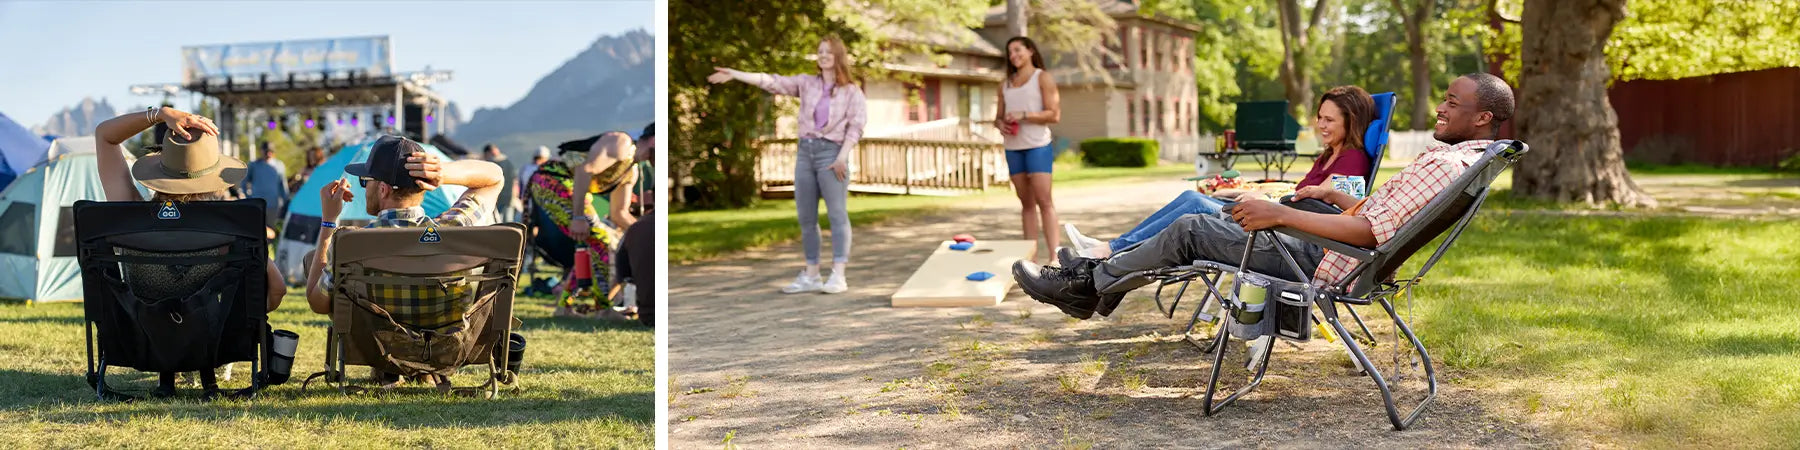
[320,221,337,229]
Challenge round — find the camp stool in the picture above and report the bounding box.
[74,199,280,401]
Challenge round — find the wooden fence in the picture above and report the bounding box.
[758,137,1009,196]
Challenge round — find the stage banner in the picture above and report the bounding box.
[182,36,392,84]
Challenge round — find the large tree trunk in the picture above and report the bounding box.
[1513,0,1655,207]
[1005,0,1027,37]
[1276,0,1311,122]
[1392,0,1434,130]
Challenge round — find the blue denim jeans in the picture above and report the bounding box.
[1109,190,1227,252]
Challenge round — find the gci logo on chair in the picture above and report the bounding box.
[156,202,180,220]
[419,226,442,243]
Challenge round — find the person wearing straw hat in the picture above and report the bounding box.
[94,106,290,397]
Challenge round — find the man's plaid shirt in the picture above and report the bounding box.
[320,196,492,330]
[1312,139,1491,286]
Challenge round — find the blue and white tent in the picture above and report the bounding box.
[0,137,145,303]
[273,138,466,285]
[0,111,52,193]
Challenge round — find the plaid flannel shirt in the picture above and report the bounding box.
[1311,140,1492,287]
[320,195,493,330]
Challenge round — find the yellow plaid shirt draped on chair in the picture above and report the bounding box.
[319,197,492,330]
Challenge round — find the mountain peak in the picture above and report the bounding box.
[453,30,654,157]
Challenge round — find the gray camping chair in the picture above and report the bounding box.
[1142,140,1529,430]
[302,223,526,398]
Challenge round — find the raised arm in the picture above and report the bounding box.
[569,132,636,240]
[94,107,218,202]
[708,67,807,97]
[430,158,506,210]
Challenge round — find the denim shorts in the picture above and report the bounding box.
[1005,144,1054,175]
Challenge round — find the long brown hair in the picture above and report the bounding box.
[821,35,856,93]
[1317,85,1375,158]
[1003,36,1045,79]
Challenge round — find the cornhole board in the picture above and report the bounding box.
[891,240,1037,307]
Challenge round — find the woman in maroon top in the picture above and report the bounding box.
[1066,86,1376,258]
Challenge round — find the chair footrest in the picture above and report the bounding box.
[1332,293,1374,306]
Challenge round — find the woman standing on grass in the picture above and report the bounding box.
[709,35,867,295]
[997,36,1062,262]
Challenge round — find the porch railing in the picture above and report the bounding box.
[758,137,1009,196]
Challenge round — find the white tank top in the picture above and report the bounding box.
[1002,68,1053,150]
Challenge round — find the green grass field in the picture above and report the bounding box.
[0,290,653,448]
[1413,211,1800,447]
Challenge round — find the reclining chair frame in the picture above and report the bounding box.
[1143,140,1529,430]
[75,199,276,402]
[302,223,527,398]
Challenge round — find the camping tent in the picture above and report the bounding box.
[274,138,467,285]
[0,137,145,303]
[0,111,52,192]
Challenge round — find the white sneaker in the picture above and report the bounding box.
[820,271,848,294]
[781,271,823,294]
[1062,223,1106,258]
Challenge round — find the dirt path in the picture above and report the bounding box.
[669,178,1555,448]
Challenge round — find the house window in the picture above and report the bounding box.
[1127,99,1135,136]
[906,78,944,123]
[1106,26,1126,69]
[1139,29,1148,71]
[1141,98,1152,136]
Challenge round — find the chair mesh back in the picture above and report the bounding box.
[74,199,269,373]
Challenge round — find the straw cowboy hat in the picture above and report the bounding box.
[131,127,248,194]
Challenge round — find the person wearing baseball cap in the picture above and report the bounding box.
[303,135,506,314]
[95,106,289,397]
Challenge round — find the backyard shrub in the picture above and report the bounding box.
[1079,138,1159,167]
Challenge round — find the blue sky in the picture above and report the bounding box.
[0,0,653,128]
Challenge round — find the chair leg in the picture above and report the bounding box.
[1182,273,1225,352]
[1201,316,1273,417]
[1323,301,1437,430]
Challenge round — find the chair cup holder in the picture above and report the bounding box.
[1226,277,1314,341]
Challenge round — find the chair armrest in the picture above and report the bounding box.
[1267,226,1377,261]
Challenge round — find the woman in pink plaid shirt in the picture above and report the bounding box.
[710,35,868,295]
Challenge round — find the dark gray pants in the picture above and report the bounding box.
[1092,212,1324,294]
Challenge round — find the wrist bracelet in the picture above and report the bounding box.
[320,221,337,229]
[145,107,155,125]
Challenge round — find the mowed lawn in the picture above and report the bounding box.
[1412,211,1800,447]
[0,290,654,448]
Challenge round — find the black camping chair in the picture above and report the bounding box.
[1142,140,1529,430]
[75,199,283,401]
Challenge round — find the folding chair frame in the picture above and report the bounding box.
[1143,140,1529,430]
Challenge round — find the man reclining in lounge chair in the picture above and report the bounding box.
[303,135,506,386]
[1014,73,1515,319]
